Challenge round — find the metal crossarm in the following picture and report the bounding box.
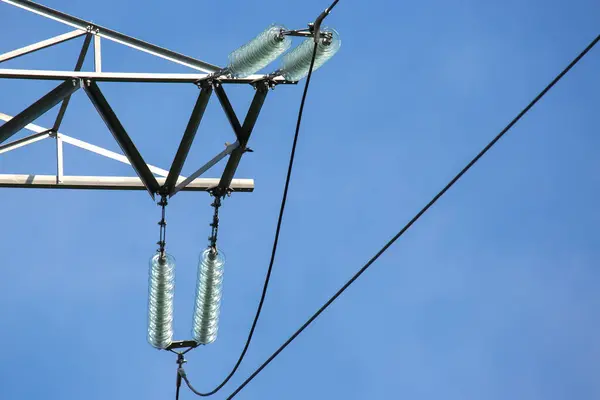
[0,112,254,192]
[0,69,292,84]
[0,0,303,197]
[0,175,254,191]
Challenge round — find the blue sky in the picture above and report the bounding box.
[1,0,599,399]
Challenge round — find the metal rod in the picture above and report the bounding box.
[94,35,101,72]
[171,141,239,196]
[0,69,291,84]
[218,83,269,190]
[0,29,85,63]
[0,79,80,144]
[53,33,92,132]
[1,0,221,73]
[0,129,50,154]
[0,174,254,192]
[164,85,213,194]
[83,80,160,198]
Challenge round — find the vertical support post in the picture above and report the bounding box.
[94,35,102,72]
[56,134,64,184]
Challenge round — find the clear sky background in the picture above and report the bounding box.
[1,0,599,399]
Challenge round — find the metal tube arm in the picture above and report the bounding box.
[83,80,160,198]
[164,85,212,194]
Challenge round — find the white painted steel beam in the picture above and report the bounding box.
[94,35,101,72]
[0,174,254,192]
[0,29,86,63]
[0,69,291,84]
[0,130,50,154]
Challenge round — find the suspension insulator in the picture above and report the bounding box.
[191,248,225,344]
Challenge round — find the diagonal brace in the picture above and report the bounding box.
[164,85,213,194]
[214,81,269,193]
[0,79,80,144]
[0,29,85,64]
[83,80,160,198]
[53,33,93,132]
[214,82,243,139]
[0,129,51,154]
[171,141,239,196]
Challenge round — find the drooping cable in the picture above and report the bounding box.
[178,3,339,396]
[222,33,600,399]
[180,38,320,399]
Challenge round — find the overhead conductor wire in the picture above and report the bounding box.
[178,0,341,397]
[222,33,600,400]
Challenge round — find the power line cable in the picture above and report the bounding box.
[222,33,600,400]
[178,0,340,396]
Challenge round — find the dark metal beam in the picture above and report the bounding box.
[240,84,269,143]
[53,33,93,132]
[166,340,198,350]
[0,79,80,144]
[217,82,269,192]
[213,83,243,139]
[83,81,160,198]
[164,85,213,194]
